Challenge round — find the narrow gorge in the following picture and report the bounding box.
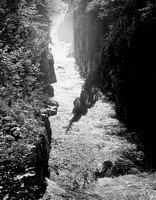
[1,0,156,200]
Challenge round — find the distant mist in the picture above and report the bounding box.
[49,0,68,40]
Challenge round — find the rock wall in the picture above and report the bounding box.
[34,115,52,179]
[0,0,58,198]
[98,1,156,135]
[73,11,103,77]
[40,46,57,97]
[0,101,58,199]
[73,0,156,167]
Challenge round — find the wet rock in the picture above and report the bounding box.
[72,97,88,116]
[41,99,58,117]
[40,106,57,117]
[51,100,59,107]
[44,99,59,108]
[52,164,59,175]
[112,159,134,176]
[66,97,88,133]
[94,161,114,180]
[57,65,64,69]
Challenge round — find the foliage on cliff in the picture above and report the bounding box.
[0,0,53,199]
[69,0,156,122]
[67,0,156,167]
[0,0,51,100]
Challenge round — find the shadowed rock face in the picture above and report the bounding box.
[73,0,156,168]
[0,104,57,199]
[40,47,57,97]
[35,112,57,179]
[73,11,103,78]
[94,161,114,180]
[103,4,156,167]
[72,97,88,116]
[40,47,57,84]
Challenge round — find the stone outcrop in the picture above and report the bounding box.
[40,46,57,97]
[0,100,58,199]
[32,101,58,182]
[73,10,103,77]
[94,161,114,180]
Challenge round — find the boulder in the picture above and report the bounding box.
[40,48,57,85]
[40,106,57,117]
[94,161,114,180]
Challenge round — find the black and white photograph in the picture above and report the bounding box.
[1,0,156,199]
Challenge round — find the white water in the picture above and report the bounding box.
[48,39,134,190]
[50,39,84,133]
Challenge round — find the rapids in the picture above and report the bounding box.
[48,40,136,191]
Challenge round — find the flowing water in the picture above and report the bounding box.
[48,40,137,192]
[43,15,155,200]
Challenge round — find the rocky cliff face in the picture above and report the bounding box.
[73,0,156,167]
[0,41,58,198]
[0,100,58,199]
[73,11,103,77]
[0,0,58,198]
[40,46,57,97]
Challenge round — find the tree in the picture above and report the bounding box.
[0,0,53,199]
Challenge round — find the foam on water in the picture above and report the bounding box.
[50,38,84,132]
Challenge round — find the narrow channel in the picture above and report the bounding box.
[48,38,136,191]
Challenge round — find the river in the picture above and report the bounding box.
[48,39,137,193]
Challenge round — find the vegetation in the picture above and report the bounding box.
[48,1,156,199]
[64,0,155,114]
[1,0,155,198]
[65,0,156,166]
[0,0,54,199]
